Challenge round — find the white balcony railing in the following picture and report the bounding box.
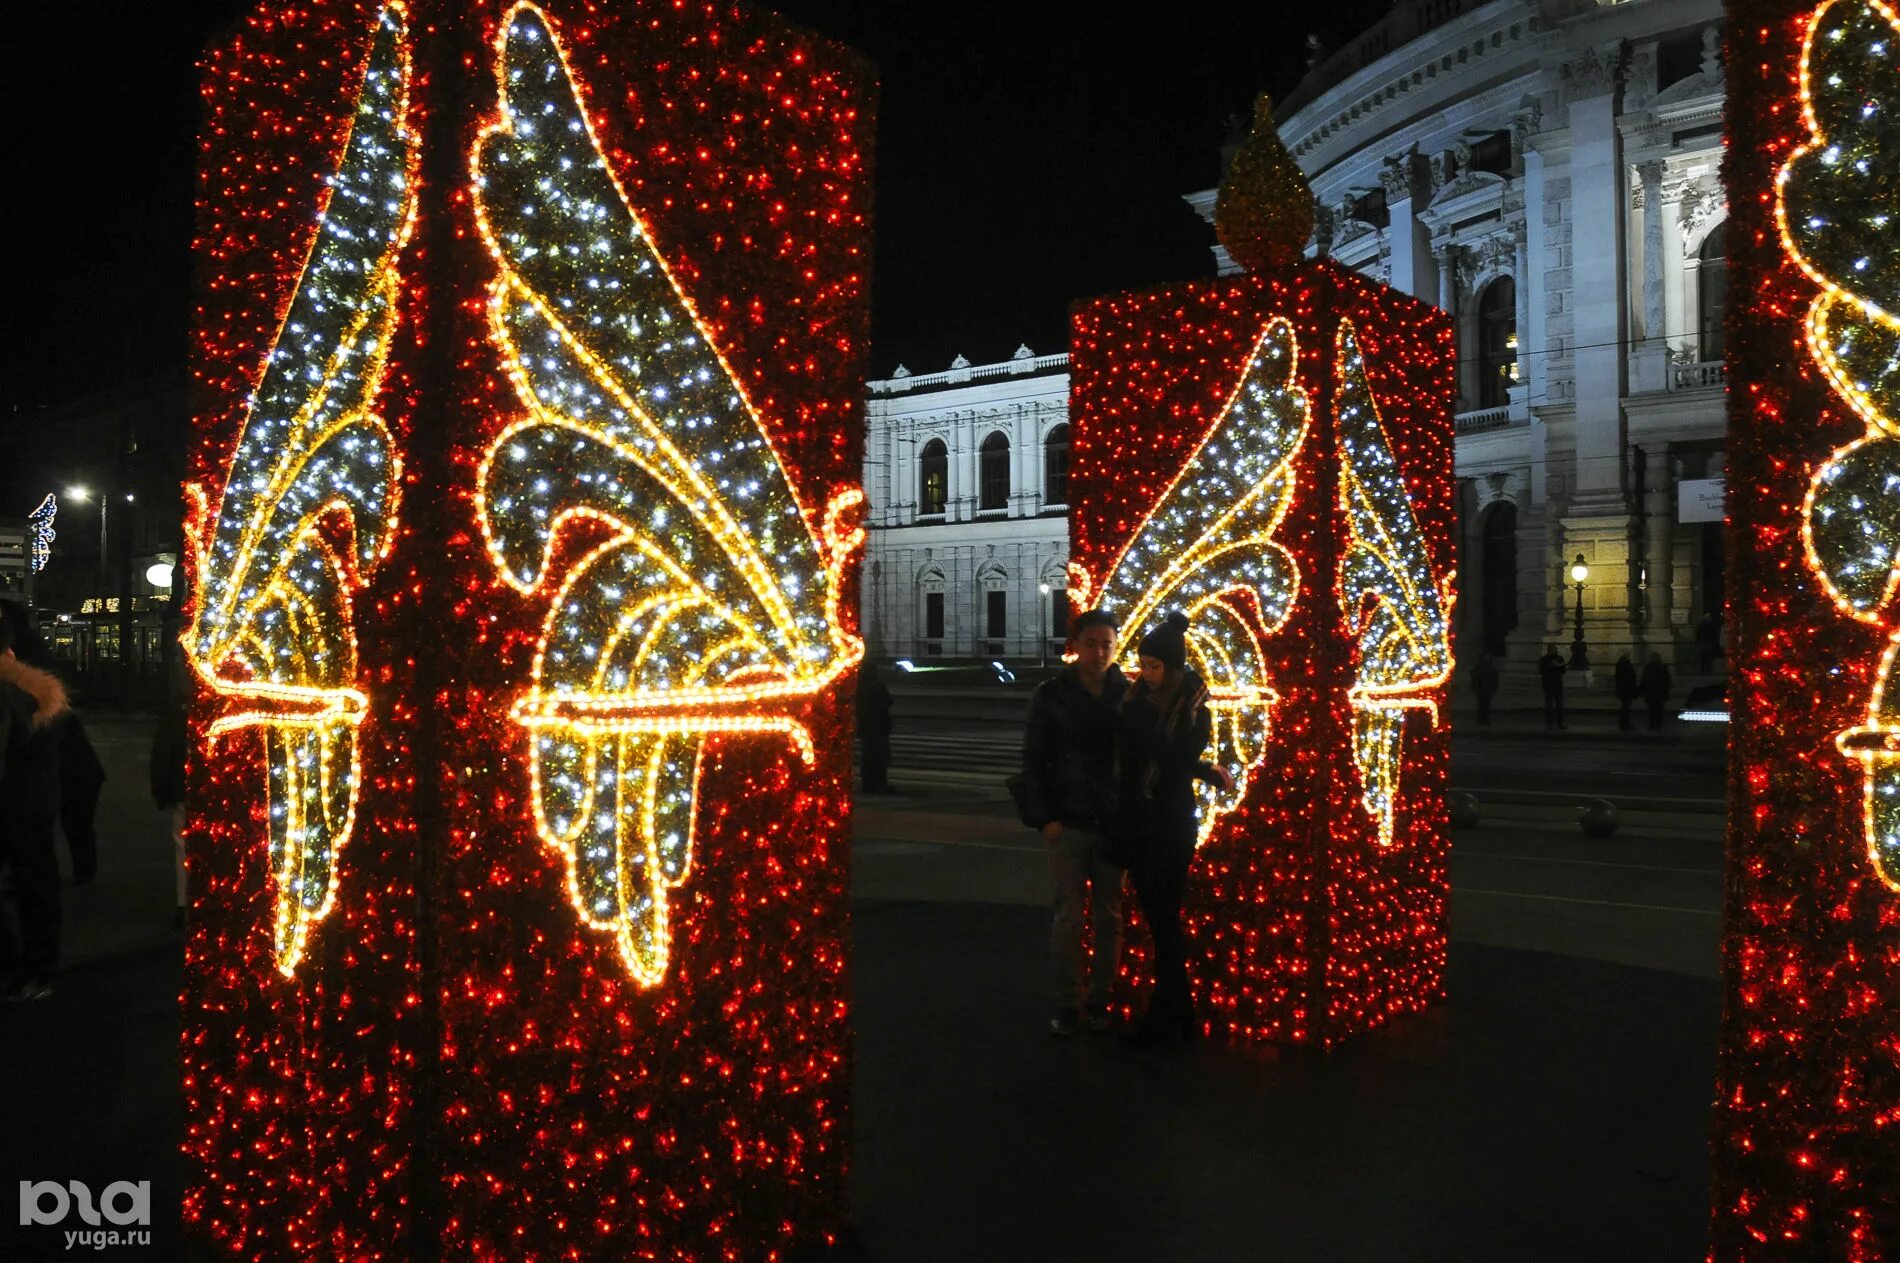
[1454,405,1513,435]
[1671,359,1726,391]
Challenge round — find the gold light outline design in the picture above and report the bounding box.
[1777,0,1900,890]
[1073,317,1310,847]
[1334,320,1455,850]
[471,2,864,983]
[184,3,417,977]
[1834,631,1900,892]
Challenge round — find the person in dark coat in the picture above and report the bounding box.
[0,603,103,884]
[1021,609,1128,1037]
[1115,611,1231,1049]
[1614,654,1639,732]
[1641,652,1673,730]
[0,609,72,1000]
[1537,644,1567,731]
[855,663,894,794]
[1472,653,1500,726]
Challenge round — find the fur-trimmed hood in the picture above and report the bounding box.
[0,655,70,727]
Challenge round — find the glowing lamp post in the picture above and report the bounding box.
[1567,554,1589,671]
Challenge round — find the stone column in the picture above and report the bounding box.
[1381,148,1435,299]
[1642,443,1675,660]
[1433,243,1463,405]
[1630,159,1670,393]
[1561,42,1634,673]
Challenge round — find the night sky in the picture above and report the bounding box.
[3,0,1389,416]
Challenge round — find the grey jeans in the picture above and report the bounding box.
[1047,825,1124,1011]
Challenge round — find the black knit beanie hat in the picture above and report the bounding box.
[1138,610,1190,671]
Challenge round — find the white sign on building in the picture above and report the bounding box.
[1678,477,1725,524]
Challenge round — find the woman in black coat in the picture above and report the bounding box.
[1116,611,1231,1047]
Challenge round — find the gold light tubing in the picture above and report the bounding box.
[472,4,863,984]
[1069,318,1310,846]
[185,3,416,977]
[1778,0,1900,890]
[1335,322,1454,849]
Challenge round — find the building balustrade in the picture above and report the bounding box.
[1670,359,1726,391]
[1454,405,1513,434]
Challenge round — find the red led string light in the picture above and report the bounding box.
[1713,1,1900,1256]
[1069,263,1454,1048]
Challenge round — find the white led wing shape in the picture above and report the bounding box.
[184,3,415,977]
[1073,317,1310,847]
[1335,320,1453,849]
[472,3,863,984]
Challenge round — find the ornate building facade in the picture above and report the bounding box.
[1190,0,1729,675]
[860,347,1073,663]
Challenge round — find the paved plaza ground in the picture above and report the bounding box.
[1,712,1722,1260]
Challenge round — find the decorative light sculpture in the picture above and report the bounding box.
[472,4,863,984]
[184,1,869,1255]
[1335,321,1455,849]
[184,0,414,976]
[1715,0,1900,1254]
[1067,316,1308,846]
[1068,97,1455,1047]
[27,494,56,572]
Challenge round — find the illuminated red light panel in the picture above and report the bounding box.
[183,1,871,1256]
[1711,1,1899,1256]
[1067,263,1456,1049]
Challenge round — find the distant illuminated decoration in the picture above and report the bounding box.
[1067,317,1309,847]
[183,2,415,976]
[1777,0,1900,889]
[472,4,863,984]
[27,495,56,572]
[1335,322,1455,849]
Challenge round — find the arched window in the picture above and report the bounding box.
[1477,278,1517,409]
[1698,223,1727,361]
[917,439,947,517]
[1043,424,1070,507]
[979,431,1010,512]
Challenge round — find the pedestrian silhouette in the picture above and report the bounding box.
[1537,643,1567,731]
[855,663,893,794]
[1472,653,1500,727]
[1641,653,1673,730]
[1614,654,1638,732]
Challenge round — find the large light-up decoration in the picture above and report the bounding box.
[1335,322,1454,850]
[1714,0,1900,1254]
[1066,317,1308,846]
[185,0,414,976]
[473,4,863,984]
[1068,101,1455,1048]
[27,494,56,572]
[1777,0,1900,891]
[185,0,869,1255]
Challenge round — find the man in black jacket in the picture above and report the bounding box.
[1020,609,1127,1037]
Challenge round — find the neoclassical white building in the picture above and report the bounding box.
[1191,0,1728,677]
[860,347,1073,663]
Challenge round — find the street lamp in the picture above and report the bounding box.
[1038,582,1051,668]
[1568,553,1590,671]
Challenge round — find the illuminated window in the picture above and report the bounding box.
[1698,223,1728,361]
[1043,423,1070,506]
[918,439,947,516]
[979,430,1010,511]
[1478,277,1517,408]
